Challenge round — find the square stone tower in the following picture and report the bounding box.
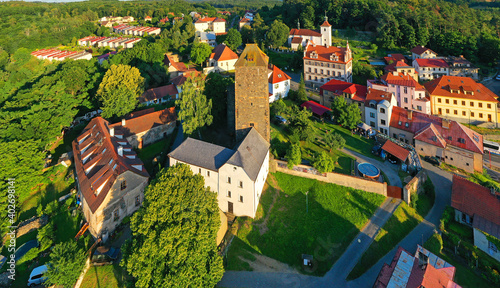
[232,44,270,143]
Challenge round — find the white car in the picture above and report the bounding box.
[496,75,500,81]
[27,265,48,287]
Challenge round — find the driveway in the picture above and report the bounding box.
[218,162,453,287]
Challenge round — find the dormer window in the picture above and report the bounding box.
[405,122,409,128]
[311,51,318,59]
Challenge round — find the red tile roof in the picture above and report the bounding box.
[209,44,238,62]
[139,84,178,103]
[73,117,149,213]
[110,107,177,138]
[390,106,441,134]
[268,65,291,84]
[195,17,226,23]
[452,175,500,229]
[300,101,332,116]
[415,58,449,68]
[164,54,194,72]
[170,71,203,87]
[381,72,424,90]
[320,79,367,102]
[289,28,322,37]
[411,45,437,56]
[291,37,302,44]
[320,20,331,27]
[305,44,350,63]
[390,54,405,62]
[424,76,499,102]
[381,140,410,161]
[365,88,393,105]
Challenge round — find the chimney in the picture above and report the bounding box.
[118,146,123,156]
[122,118,126,126]
[442,119,450,129]
[110,127,114,137]
[407,110,412,120]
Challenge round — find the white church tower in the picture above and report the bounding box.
[320,15,332,47]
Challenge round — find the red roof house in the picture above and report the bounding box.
[300,101,332,118]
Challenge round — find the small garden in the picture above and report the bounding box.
[226,172,386,276]
[347,177,435,280]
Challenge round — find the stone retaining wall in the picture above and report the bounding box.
[403,170,427,204]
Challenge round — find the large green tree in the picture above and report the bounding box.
[204,73,233,126]
[190,42,213,65]
[176,75,213,138]
[297,74,308,102]
[97,64,144,118]
[267,20,290,48]
[286,143,301,169]
[314,151,336,173]
[45,241,86,288]
[122,163,224,288]
[224,28,242,51]
[288,106,313,142]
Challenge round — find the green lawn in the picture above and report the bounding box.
[81,263,132,288]
[227,172,386,275]
[347,202,423,280]
[266,50,294,70]
[424,235,493,288]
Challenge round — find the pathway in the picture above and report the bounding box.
[171,121,184,151]
[218,162,453,287]
[342,148,403,188]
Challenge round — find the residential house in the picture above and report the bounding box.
[412,58,449,80]
[78,36,141,49]
[112,24,160,36]
[239,18,252,30]
[288,16,332,50]
[144,16,152,22]
[451,175,500,262]
[194,17,226,34]
[109,107,177,149]
[196,31,217,47]
[390,107,483,172]
[425,76,500,126]
[374,245,460,288]
[97,51,117,65]
[303,41,353,87]
[205,44,239,73]
[139,84,179,105]
[100,21,113,28]
[364,88,396,135]
[73,117,149,240]
[164,53,196,78]
[319,79,367,119]
[445,55,479,80]
[410,45,438,61]
[368,72,430,114]
[383,53,406,64]
[384,60,418,81]
[168,128,270,218]
[170,71,204,94]
[31,49,92,61]
[268,65,291,103]
[159,17,169,24]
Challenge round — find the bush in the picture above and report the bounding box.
[424,233,443,254]
[313,151,336,173]
[271,139,289,159]
[286,143,301,169]
[44,200,59,216]
[440,206,455,231]
[410,192,419,208]
[17,247,40,265]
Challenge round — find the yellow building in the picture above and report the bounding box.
[424,76,500,127]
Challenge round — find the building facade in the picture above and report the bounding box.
[364,88,396,135]
[268,65,291,103]
[303,41,353,87]
[412,58,449,80]
[319,79,367,119]
[205,44,238,73]
[194,17,226,34]
[410,46,438,61]
[288,17,332,50]
[445,56,479,80]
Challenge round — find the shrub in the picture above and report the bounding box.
[18,247,40,265]
[440,206,454,231]
[286,143,301,169]
[410,192,419,208]
[313,151,336,173]
[44,200,59,216]
[424,233,443,254]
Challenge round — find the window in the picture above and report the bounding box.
[308,67,311,72]
[404,98,408,104]
[438,98,442,103]
[207,171,210,177]
[479,103,483,108]
[461,213,471,225]
[227,191,231,198]
[447,136,452,141]
[199,168,201,174]
[135,195,140,207]
[380,108,386,114]
[479,113,483,118]
[445,99,449,104]
[462,111,466,116]
[381,119,386,125]
[488,104,492,109]
[114,209,119,221]
[438,108,442,114]
[454,110,457,115]
[227,177,231,184]
[320,69,323,74]
[458,138,465,144]
[398,121,402,125]
[404,87,408,93]
[239,195,244,202]
[471,112,475,117]
[327,70,330,75]
[446,109,450,114]
[393,133,397,138]
[405,122,409,128]
[470,101,474,107]
[466,163,470,166]
[250,122,254,127]
[453,100,457,105]
[274,84,279,89]
[239,181,243,188]
[120,181,127,191]
[431,136,437,142]
[462,101,466,106]
[370,121,375,127]
[489,240,498,253]
[285,81,289,86]
[314,68,317,73]
[417,106,422,111]
[450,157,453,161]
[370,112,375,118]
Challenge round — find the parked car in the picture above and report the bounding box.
[274,115,287,124]
[92,246,120,265]
[496,75,500,81]
[387,154,398,164]
[423,155,441,166]
[372,145,382,156]
[27,265,48,287]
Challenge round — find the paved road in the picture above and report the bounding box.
[342,148,403,188]
[218,162,453,287]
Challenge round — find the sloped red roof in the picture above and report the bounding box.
[240,18,251,23]
[164,54,194,72]
[320,79,367,102]
[424,76,499,102]
[415,58,449,68]
[300,101,332,116]
[390,106,440,134]
[195,17,226,23]
[381,140,410,161]
[268,65,291,84]
[139,84,178,103]
[73,118,149,213]
[452,175,500,235]
[320,20,331,27]
[290,28,322,37]
[110,107,177,137]
[209,44,238,62]
[171,71,203,87]
[381,72,424,90]
[291,37,303,44]
[305,44,349,63]
[365,88,393,105]
[411,46,436,55]
[414,123,447,148]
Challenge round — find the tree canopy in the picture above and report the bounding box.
[45,241,86,288]
[204,72,234,126]
[267,20,289,48]
[97,64,144,118]
[224,28,242,51]
[121,163,224,288]
[190,42,213,65]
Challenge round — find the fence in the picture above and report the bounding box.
[274,160,387,197]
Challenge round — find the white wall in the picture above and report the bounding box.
[269,80,290,103]
[218,163,256,218]
[473,228,500,262]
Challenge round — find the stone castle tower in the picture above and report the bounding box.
[229,44,270,143]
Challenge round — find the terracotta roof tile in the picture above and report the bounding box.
[268,65,291,84]
[424,76,499,102]
[300,100,332,116]
[365,88,393,105]
[170,71,203,87]
[381,140,410,161]
[210,44,238,62]
[320,20,331,27]
[290,28,322,37]
[139,84,178,103]
[320,79,368,102]
[415,58,449,68]
[381,72,424,90]
[411,45,437,55]
[110,107,177,138]
[305,44,349,63]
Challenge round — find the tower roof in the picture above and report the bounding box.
[320,20,331,27]
[235,44,269,67]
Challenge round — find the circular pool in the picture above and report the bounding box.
[357,162,380,179]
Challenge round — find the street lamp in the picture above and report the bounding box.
[306,191,309,214]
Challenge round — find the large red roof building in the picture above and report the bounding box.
[304,41,352,87]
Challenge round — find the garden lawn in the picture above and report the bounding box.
[347,202,423,280]
[227,172,386,275]
[266,50,294,70]
[80,263,131,288]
